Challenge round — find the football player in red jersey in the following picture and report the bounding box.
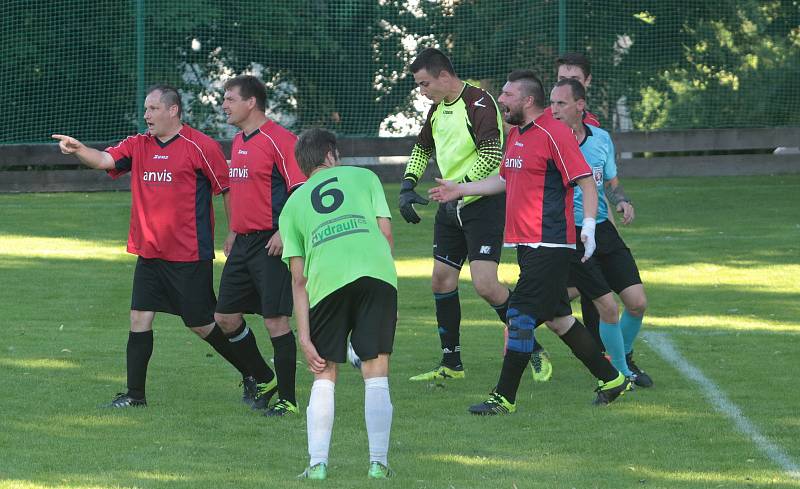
[52,85,254,408]
[214,75,307,416]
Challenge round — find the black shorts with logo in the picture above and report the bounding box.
[216,230,293,318]
[309,277,397,364]
[571,220,642,294]
[509,246,573,324]
[433,193,505,269]
[131,257,216,327]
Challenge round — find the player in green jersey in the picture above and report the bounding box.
[280,128,397,480]
[400,48,552,383]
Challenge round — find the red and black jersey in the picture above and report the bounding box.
[500,112,592,246]
[544,106,600,127]
[228,120,306,234]
[106,124,229,262]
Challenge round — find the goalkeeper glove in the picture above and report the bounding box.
[398,179,429,224]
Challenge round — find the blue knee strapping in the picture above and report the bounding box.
[506,307,536,353]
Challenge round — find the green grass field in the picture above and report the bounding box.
[1,175,799,489]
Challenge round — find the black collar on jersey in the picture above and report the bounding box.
[578,123,593,147]
[242,128,261,142]
[518,120,536,135]
[155,133,181,148]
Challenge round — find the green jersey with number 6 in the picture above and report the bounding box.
[280,166,397,307]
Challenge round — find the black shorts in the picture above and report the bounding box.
[574,220,642,294]
[131,257,216,327]
[309,277,397,364]
[216,230,293,318]
[567,254,612,301]
[509,246,573,324]
[433,193,505,269]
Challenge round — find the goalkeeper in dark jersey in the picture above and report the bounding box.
[399,48,553,383]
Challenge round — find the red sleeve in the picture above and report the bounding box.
[584,110,601,127]
[105,135,137,179]
[278,134,307,192]
[192,135,230,195]
[545,122,591,186]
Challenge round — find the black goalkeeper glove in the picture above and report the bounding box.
[398,179,429,224]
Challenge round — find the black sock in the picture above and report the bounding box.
[491,289,511,323]
[495,350,531,404]
[580,295,602,349]
[270,330,297,404]
[126,330,153,400]
[557,319,617,382]
[203,323,249,377]
[225,320,275,385]
[435,289,461,368]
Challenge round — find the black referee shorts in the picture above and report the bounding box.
[309,277,397,364]
[509,245,573,324]
[574,220,642,294]
[131,257,216,327]
[216,230,293,318]
[433,193,505,269]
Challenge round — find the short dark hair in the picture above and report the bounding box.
[507,70,546,108]
[224,75,267,111]
[555,53,591,78]
[554,78,586,101]
[410,48,456,77]
[295,128,338,177]
[146,84,182,116]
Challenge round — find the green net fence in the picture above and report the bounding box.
[2,0,799,144]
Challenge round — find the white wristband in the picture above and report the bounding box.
[581,217,596,233]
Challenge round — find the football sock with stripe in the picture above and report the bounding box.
[203,323,249,377]
[126,330,153,400]
[620,309,644,354]
[226,320,275,385]
[435,289,462,368]
[599,320,633,377]
[271,330,297,405]
[364,377,392,466]
[580,294,603,348]
[558,319,618,383]
[307,379,335,467]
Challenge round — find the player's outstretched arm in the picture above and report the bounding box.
[51,134,115,170]
[428,174,505,202]
[289,257,326,374]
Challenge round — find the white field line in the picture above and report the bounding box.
[643,332,800,479]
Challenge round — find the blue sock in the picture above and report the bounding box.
[620,309,644,354]
[599,321,632,377]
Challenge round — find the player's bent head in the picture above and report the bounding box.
[410,48,456,78]
[295,128,339,177]
[223,75,267,112]
[554,78,586,101]
[146,84,182,118]
[555,52,592,87]
[506,70,546,109]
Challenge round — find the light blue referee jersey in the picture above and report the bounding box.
[574,124,617,223]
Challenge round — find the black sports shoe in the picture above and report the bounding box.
[241,376,258,407]
[104,393,147,408]
[251,378,278,410]
[593,374,631,406]
[626,352,653,388]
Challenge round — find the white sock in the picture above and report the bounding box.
[307,379,335,466]
[364,376,393,466]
